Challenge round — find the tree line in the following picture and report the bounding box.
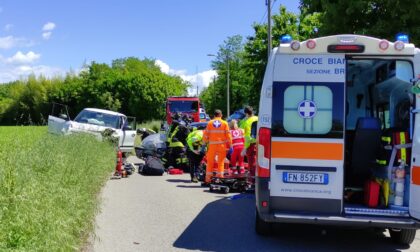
[200,1,420,115]
[1,1,419,124]
[0,57,188,125]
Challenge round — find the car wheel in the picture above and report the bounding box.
[389,228,416,245]
[255,208,271,236]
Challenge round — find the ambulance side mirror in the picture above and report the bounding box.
[251,121,257,139]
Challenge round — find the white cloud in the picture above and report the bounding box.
[0,36,34,49]
[4,24,13,31]
[42,22,56,40]
[155,59,217,96]
[5,51,41,64]
[0,64,65,83]
[155,59,187,76]
[42,32,52,40]
[42,22,56,31]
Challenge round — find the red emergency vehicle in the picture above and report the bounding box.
[166,97,201,125]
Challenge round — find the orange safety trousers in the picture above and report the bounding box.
[205,143,226,183]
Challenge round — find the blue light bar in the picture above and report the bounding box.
[395,33,409,43]
[281,34,292,44]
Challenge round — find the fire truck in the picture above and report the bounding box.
[165,97,201,125]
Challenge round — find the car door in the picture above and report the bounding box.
[119,116,137,151]
[47,103,70,135]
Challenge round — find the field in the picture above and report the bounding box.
[0,127,116,251]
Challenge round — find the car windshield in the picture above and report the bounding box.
[74,110,121,129]
[168,100,198,113]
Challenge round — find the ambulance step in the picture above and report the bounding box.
[344,206,409,217]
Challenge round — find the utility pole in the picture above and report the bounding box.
[267,0,272,59]
[226,53,230,117]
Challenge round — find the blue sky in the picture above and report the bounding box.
[0,0,299,92]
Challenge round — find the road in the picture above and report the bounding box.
[87,156,420,252]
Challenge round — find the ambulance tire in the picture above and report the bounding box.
[389,228,416,245]
[255,209,271,236]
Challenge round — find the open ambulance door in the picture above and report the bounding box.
[409,51,420,220]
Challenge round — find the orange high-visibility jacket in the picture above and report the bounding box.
[203,117,232,147]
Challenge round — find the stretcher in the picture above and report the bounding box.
[209,171,252,194]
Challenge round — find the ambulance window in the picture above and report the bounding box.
[271,82,344,138]
[283,85,333,134]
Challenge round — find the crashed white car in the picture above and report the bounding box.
[48,106,136,154]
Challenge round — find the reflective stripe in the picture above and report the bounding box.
[232,142,244,147]
[206,129,228,133]
[400,132,406,162]
[209,140,227,145]
[376,159,387,165]
[382,136,391,144]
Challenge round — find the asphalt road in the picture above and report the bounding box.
[88,156,420,252]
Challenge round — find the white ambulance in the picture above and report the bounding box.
[255,34,420,245]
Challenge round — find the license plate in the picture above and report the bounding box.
[283,172,329,185]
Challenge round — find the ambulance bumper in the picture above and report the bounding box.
[260,212,420,229]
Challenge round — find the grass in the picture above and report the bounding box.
[137,120,162,133]
[0,126,116,251]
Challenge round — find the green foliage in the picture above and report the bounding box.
[0,57,189,125]
[200,35,252,116]
[0,126,115,251]
[300,0,420,45]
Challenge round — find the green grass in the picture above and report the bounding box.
[137,120,162,133]
[0,126,116,251]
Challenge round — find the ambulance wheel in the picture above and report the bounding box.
[389,228,416,245]
[223,187,230,194]
[255,209,271,236]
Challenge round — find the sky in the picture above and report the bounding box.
[0,0,299,94]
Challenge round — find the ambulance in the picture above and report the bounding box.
[255,34,420,245]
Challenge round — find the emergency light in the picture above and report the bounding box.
[306,39,316,49]
[281,34,292,44]
[327,44,365,53]
[378,40,389,50]
[394,41,405,51]
[396,33,409,43]
[290,41,300,51]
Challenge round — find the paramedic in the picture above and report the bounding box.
[229,119,245,174]
[202,109,232,184]
[186,128,204,182]
[241,106,258,177]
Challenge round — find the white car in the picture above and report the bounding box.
[48,107,136,154]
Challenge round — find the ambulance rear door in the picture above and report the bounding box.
[410,49,420,220]
[270,53,346,215]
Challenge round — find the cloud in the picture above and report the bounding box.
[42,22,56,40]
[155,59,187,76]
[4,24,13,31]
[155,59,217,96]
[0,36,34,49]
[0,64,65,83]
[42,32,52,40]
[42,22,56,31]
[5,51,41,64]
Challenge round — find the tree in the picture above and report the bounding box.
[243,5,320,110]
[200,35,251,116]
[300,0,420,45]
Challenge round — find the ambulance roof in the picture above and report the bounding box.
[277,34,416,55]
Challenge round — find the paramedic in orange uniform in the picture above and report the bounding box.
[202,109,232,184]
